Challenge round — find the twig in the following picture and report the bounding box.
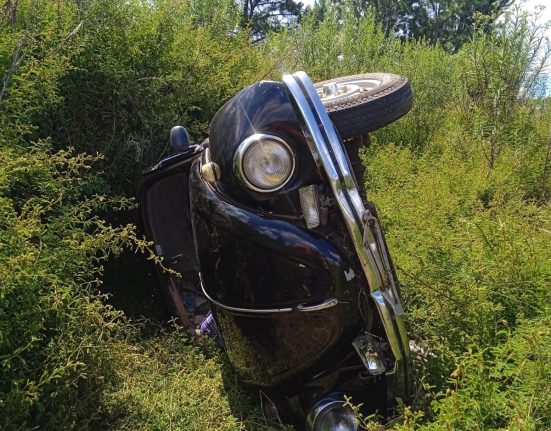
[0,30,28,104]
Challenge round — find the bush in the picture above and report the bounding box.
[426,317,551,430]
[101,326,282,431]
[0,144,277,429]
[43,0,269,194]
[363,132,551,376]
[0,142,135,429]
[458,5,551,170]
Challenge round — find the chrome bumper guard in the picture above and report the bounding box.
[283,71,411,402]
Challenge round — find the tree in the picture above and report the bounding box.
[3,0,19,25]
[321,0,513,50]
[350,0,406,36]
[400,0,513,50]
[238,0,304,38]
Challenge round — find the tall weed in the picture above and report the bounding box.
[459,5,551,169]
[266,2,459,150]
[0,143,135,428]
[362,112,550,429]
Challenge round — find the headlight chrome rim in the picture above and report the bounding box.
[306,393,358,431]
[234,133,295,193]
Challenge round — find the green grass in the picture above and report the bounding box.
[100,326,281,431]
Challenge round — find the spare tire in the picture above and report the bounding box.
[314,73,413,140]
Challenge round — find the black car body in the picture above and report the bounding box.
[140,71,413,430]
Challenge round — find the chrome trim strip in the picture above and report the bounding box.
[202,288,293,314]
[233,133,296,193]
[283,71,411,401]
[199,273,293,314]
[297,298,338,312]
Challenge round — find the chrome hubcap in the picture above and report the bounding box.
[318,79,381,103]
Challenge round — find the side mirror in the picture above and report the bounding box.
[170,126,191,153]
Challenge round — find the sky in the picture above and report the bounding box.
[522,0,551,32]
[514,1,551,46]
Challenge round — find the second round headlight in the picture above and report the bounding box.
[235,134,295,192]
[306,394,358,431]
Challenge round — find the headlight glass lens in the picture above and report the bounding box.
[238,135,294,192]
[306,394,358,431]
[314,404,357,431]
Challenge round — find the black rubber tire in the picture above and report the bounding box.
[314,73,413,140]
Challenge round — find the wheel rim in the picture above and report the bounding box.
[317,79,382,103]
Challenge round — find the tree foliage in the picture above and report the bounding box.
[401,0,514,50]
[323,0,514,49]
[238,0,304,38]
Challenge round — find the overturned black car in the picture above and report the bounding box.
[140,71,413,430]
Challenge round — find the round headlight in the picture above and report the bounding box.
[235,134,295,192]
[314,404,357,431]
[306,394,358,431]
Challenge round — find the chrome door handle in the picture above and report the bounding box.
[297,298,338,312]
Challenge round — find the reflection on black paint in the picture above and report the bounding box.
[190,164,364,387]
[208,81,322,216]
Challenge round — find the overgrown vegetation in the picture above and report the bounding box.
[1,0,550,430]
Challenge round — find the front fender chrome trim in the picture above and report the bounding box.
[297,298,339,312]
[199,273,293,314]
[283,71,411,402]
[201,287,294,314]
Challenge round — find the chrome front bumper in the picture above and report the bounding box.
[283,71,411,402]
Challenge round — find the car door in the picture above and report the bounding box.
[139,145,205,325]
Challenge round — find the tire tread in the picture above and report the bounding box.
[315,73,413,140]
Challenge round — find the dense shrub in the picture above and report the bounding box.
[0,142,132,428]
[43,0,269,194]
[0,144,275,429]
[426,317,550,430]
[363,134,550,379]
[1,3,130,426]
